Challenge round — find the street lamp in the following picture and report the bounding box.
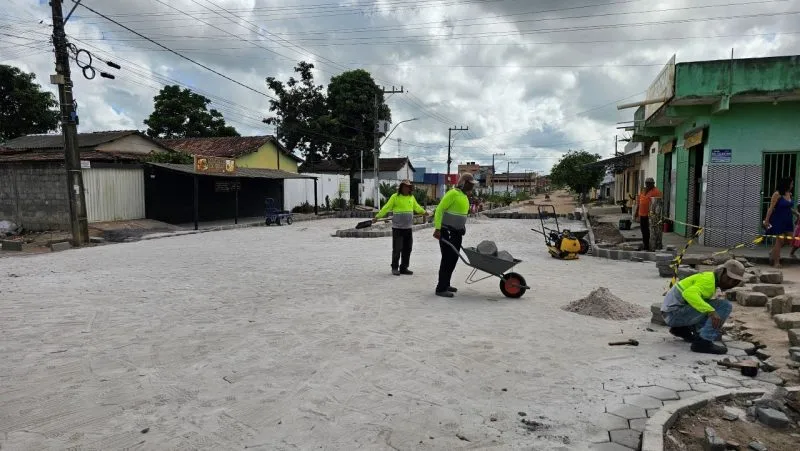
[491,152,505,196]
[368,117,418,210]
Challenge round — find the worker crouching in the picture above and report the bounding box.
[660,259,745,354]
[373,180,427,276]
[433,173,474,298]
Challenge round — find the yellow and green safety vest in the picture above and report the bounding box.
[663,272,717,314]
[434,188,470,231]
[376,193,426,229]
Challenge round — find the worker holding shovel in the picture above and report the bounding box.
[373,180,427,276]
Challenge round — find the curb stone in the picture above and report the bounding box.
[640,387,800,451]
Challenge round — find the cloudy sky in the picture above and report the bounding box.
[2,0,799,174]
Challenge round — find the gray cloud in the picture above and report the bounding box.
[2,0,799,174]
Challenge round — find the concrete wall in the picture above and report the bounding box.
[675,56,800,98]
[0,162,70,231]
[235,142,299,173]
[284,173,349,211]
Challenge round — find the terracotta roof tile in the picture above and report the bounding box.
[2,130,140,150]
[159,135,303,162]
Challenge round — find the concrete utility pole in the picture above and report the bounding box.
[446,126,468,187]
[491,152,504,196]
[374,86,404,210]
[50,0,89,246]
[506,161,518,193]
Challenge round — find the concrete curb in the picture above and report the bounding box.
[640,387,800,451]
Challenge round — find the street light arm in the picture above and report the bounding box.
[380,118,418,146]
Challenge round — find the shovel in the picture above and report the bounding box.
[355,215,427,230]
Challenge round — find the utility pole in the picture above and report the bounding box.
[374,86,404,210]
[506,161,518,193]
[447,126,468,187]
[491,152,504,196]
[50,0,89,246]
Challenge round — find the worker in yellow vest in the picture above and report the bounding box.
[374,180,427,276]
[433,173,474,297]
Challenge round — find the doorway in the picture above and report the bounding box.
[761,152,799,221]
[662,152,673,220]
[687,146,704,236]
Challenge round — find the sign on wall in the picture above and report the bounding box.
[660,141,674,154]
[194,155,236,174]
[711,149,732,163]
[644,54,676,120]
[684,129,705,149]
[215,181,241,192]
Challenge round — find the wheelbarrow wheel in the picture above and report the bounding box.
[265,217,272,226]
[578,238,590,255]
[500,272,527,298]
[286,216,293,225]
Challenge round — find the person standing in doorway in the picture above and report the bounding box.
[374,180,427,276]
[634,177,662,251]
[763,177,794,268]
[433,173,474,298]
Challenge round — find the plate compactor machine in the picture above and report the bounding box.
[531,205,590,260]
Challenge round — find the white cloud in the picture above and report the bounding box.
[2,0,799,173]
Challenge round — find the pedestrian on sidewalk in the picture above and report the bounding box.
[433,173,474,298]
[763,177,794,268]
[374,180,427,276]
[660,259,745,355]
[634,177,662,251]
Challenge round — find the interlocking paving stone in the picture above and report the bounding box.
[588,430,611,444]
[607,404,648,420]
[727,347,748,357]
[603,382,641,394]
[623,394,663,409]
[629,418,647,432]
[677,390,699,399]
[641,385,680,401]
[756,407,791,428]
[609,428,642,450]
[595,413,629,431]
[647,408,660,418]
[704,375,742,389]
[590,442,635,451]
[655,379,692,392]
[755,371,784,386]
[690,382,720,393]
[725,340,756,351]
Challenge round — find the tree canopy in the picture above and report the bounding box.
[0,64,60,142]
[549,150,604,199]
[264,61,328,166]
[144,85,239,139]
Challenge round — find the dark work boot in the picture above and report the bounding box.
[447,286,458,293]
[669,326,696,342]
[400,269,413,275]
[392,269,401,276]
[691,338,728,355]
[436,290,454,298]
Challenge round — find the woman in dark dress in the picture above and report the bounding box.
[763,177,795,268]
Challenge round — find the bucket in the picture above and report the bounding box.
[619,219,632,230]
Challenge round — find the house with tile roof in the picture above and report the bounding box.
[160,135,303,173]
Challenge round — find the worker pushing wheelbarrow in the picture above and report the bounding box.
[439,239,530,298]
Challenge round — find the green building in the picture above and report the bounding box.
[629,55,800,247]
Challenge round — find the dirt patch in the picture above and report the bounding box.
[590,220,625,246]
[665,393,800,451]
[562,287,649,320]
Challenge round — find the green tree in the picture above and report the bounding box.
[325,69,391,200]
[144,85,239,139]
[0,65,59,142]
[264,61,328,167]
[379,181,397,201]
[549,150,604,202]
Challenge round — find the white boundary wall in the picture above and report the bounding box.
[284,173,350,211]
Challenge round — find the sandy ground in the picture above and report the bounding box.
[0,218,743,450]
[515,191,578,215]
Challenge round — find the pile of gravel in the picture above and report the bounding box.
[562,287,649,321]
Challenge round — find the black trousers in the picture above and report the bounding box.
[437,227,464,292]
[640,215,650,251]
[392,228,413,270]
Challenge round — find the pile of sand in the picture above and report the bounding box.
[562,287,648,320]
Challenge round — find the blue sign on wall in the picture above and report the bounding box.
[711,149,732,163]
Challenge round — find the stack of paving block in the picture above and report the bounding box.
[655,252,676,278]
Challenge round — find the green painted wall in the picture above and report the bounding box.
[674,147,689,236]
[706,103,800,164]
[675,56,800,98]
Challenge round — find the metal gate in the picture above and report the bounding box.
[761,152,798,220]
[82,167,146,222]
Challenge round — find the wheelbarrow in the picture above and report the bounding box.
[440,239,530,298]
